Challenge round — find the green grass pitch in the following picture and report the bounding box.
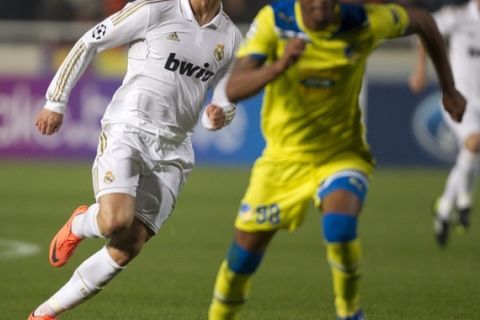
[1,162,479,319]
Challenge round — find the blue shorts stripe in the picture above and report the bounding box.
[318,174,368,203]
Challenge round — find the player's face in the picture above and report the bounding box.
[299,0,337,30]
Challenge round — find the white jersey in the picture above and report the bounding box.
[434,0,480,104]
[45,0,242,142]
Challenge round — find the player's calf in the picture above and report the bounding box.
[209,242,264,320]
[323,213,362,319]
[337,309,365,320]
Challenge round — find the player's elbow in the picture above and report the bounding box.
[226,79,241,103]
[404,7,436,36]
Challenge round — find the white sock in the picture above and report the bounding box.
[454,148,479,209]
[437,197,454,220]
[438,169,459,220]
[72,203,104,238]
[34,246,124,317]
[438,148,479,219]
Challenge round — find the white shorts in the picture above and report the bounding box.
[92,123,194,234]
[443,100,480,143]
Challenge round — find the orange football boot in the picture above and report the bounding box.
[28,312,56,320]
[49,205,88,267]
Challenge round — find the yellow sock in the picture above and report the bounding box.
[208,260,252,320]
[326,239,361,318]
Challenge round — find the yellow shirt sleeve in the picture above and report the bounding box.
[236,5,278,59]
[366,3,409,41]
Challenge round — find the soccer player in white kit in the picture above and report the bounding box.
[29,0,242,319]
[409,0,480,246]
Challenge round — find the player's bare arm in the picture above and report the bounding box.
[408,39,429,93]
[226,38,306,103]
[404,6,465,122]
[35,109,64,135]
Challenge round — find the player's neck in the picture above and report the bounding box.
[299,1,337,31]
[189,0,221,26]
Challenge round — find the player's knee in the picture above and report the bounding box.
[464,134,480,153]
[98,193,136,237]
[226,242,264,274]
[322,213,358,243]
[98,208,134,237]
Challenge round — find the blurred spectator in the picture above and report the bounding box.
[36,0,75,21]
[66,0,102,20]
[223,0,270,22]
[407,0,469,11]
[0,0,39,20]
[103,0,129,16]
[0,0,128,21]
[0,0,472,22]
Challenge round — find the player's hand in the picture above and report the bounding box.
[442,88,466,123]
[275,38,306,72]
[408,70,427,94]
[203,103,235,131]
[35,108,64,135]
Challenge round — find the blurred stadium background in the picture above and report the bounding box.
[1,1,480,319]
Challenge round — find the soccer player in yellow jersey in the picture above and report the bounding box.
[208,0,466,319]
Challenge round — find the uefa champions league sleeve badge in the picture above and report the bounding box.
[92,24,107,40]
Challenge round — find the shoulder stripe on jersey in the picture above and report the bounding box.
[335,3,368,35]
[50,41,86,102]
[111,0,167,26]
[271,0,301,37]
[270,0,367,38]
[100,130,107,155]
[92,165,98,195]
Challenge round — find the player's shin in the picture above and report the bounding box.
[208,242,263,320]
[454,148,480,209]
[33,246,124,317]
[323,213,361,319]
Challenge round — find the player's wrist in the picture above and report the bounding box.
[201,109,213,130]
[44,101,66,114]
[440,84,457,96]
[271,59,288,77]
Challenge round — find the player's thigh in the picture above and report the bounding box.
[235,157,315,232]
[135,162,189,234]
[234,228,276,253]
[314,159,372,215]
[443,103,480,148]
[92,126,142,200]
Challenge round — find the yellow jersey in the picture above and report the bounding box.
[237,0,409,164]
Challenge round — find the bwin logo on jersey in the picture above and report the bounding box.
[164,53,214,82]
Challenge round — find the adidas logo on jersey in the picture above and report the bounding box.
[167,32,180,41]
[164,53,215,82]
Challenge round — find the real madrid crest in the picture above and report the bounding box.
[214,44,224,61]
[104,171,115,184]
